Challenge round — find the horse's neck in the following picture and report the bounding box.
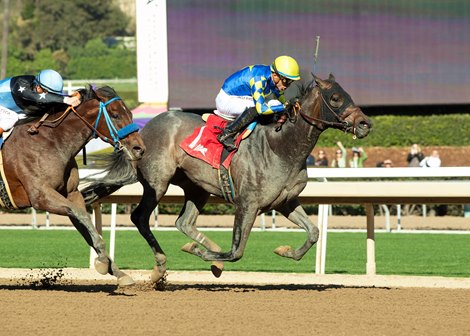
[264,113,322,164]
[24,112,93,158]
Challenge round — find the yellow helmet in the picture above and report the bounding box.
[270,55,300,81]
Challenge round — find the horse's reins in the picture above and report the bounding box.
[27,96,139,151]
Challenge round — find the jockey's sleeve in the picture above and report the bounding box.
[249,76,284,115]
[11,77,65,105]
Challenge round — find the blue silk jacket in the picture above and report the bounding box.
[221,65,285,115]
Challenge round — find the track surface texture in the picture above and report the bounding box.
[0,268,469,336]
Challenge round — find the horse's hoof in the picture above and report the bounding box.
[150,266,166,283]
[117,274,135,287]
[94,258,109,275]
[181,242,198,254]
[211,261,224,278]
[274,245,293,257]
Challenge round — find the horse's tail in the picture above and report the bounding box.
[80,151,138,205]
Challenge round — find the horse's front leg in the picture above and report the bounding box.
[130,183,168,284]
[185,203,258,262]
[32,189,134,286]
[177,186,224,277]
[274,198,319,260]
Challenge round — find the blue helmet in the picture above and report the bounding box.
[35,69,64,95]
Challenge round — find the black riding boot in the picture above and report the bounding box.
[217,107,258,151]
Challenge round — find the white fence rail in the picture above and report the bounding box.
[64,78,137,93]
[83,167,470,276]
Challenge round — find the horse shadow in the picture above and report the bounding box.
[0,282,391,294]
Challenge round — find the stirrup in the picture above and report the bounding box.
[217,133,237,152]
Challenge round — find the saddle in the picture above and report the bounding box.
[179,113,255,203]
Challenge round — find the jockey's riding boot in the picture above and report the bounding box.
[217,107,258,151]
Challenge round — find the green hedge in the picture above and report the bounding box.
[316,114,470,147]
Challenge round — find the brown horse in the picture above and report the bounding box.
[0,86,145,286]
[82,75,371,283]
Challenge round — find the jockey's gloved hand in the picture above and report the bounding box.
[63,95,81,107]
[288,97,300,106]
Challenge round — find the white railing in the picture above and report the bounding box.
[12,168,470,276]
[83,167,470,276]
[64,78,137,93]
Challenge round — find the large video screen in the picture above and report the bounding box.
[167,0,470,108]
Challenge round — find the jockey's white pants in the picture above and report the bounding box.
[214,89,255,120]
[214,89,283,120]
[0,105,20,131]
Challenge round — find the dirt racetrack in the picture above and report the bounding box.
[0,268,469,336]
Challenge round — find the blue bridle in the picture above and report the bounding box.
[92,96,139,151]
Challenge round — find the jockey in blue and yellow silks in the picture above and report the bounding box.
[216,55,300,151]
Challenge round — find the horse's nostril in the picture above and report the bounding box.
[133,146,145,156]
[359,121,371,129]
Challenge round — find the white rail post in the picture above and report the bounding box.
[271,210,276,229]
[397,204,402,231]
[109,203,117,260]
[315,205,324,274]
[365,203,376,275]
[31,208,37,229]
[259,213,265,231]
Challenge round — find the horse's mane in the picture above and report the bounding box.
[15,85,117,126]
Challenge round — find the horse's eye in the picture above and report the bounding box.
[112,113,119,119]
[330,94,344,108]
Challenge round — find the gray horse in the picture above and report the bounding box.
[82,75,371,283]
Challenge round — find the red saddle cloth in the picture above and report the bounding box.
[179,114,240,169]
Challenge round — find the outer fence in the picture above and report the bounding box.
[86,167,470,276]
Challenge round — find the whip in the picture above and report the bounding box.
[312,35,320,75]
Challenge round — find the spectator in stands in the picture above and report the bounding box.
[349,147,367,168]
[314,150,328,167]
[331,141,347,168]
[420,149,441,168]
[407,143,425,167]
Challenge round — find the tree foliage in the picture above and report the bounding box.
[6,0,133,78]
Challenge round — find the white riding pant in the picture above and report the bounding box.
[214,89,255,120]
[214,89,283,120]
[0,105,21,131]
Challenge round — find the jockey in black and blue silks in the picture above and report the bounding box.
[0,69,81,141]
[216,55,301,151]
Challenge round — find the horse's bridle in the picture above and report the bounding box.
[27,96,139,151]
[292,84,356,135]
[90,97,139,151]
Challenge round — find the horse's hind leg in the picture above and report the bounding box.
[177,185,224,277]
[130,181,168,283]
[67,191,134,286]
[33,189,133,285]
[274,198,319,260]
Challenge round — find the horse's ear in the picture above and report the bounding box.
[88,84,99,100]
[314,75,328,89]
[328,73,336,82]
